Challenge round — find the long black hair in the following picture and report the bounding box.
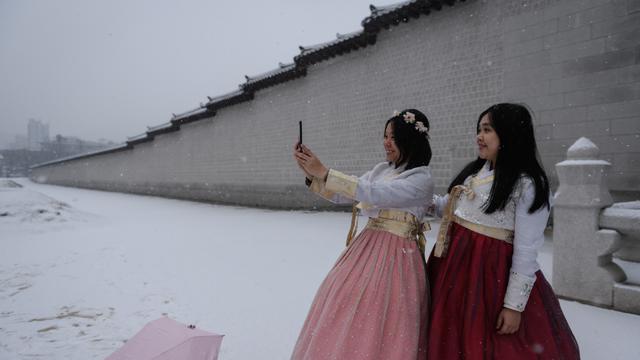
[385,109,432,171]
[448,103,550,214]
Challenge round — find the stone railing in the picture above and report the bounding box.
[553,137,640,314]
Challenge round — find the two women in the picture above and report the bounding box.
[291,103,580,359]
[291,109,434,360]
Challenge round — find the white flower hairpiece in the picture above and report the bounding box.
[392,110,429,137]
[403,112,416,124]
[415,121,429,134]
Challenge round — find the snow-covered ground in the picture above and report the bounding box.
[1,178,639,359]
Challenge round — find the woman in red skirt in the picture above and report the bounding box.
[427,103,580,359]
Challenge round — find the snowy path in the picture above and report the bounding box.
[1,179,638,359]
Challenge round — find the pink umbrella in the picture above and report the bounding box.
[106,317,224,360]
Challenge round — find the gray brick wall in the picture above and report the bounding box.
[31,0,640,207]
[500,0,640,199]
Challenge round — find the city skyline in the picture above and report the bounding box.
[2,118,114,150]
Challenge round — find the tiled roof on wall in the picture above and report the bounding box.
[242,63,307,92]
[205,88,255,111]
[126,132,153,146]
[171,107,214,126]
[32,142,131,168]
[294,30,376,66]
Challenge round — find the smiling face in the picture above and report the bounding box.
[384,122,401,164]
[477,114,500,165]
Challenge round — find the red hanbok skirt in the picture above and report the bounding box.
[426,222,580,359]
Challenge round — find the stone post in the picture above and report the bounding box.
[553,137,621,306]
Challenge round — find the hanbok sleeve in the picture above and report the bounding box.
[323,168,433,208]
[503,179,550,312]
[308,169,373,205]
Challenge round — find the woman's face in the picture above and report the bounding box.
[477,114,500,164]
[384,122,401,164]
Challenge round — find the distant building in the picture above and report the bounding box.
[9,134,28,150]
[0,118,115,177]
[0,149,55,177]
[27,119,49,151]
[41,135,113,158]
[0,134,114,177]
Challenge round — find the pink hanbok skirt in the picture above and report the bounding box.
[291,227,429,360]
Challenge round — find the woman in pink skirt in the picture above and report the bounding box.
[426,103,580,359]
[291,109,434,360]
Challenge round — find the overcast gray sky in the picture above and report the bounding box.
[0,0,397,145]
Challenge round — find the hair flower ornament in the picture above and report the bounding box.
[415,121,429,134]
[403,112,416,124]
[392,110,429,137]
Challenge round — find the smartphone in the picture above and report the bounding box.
[298,121,303,149]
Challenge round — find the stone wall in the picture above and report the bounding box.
[31,0,640,208]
